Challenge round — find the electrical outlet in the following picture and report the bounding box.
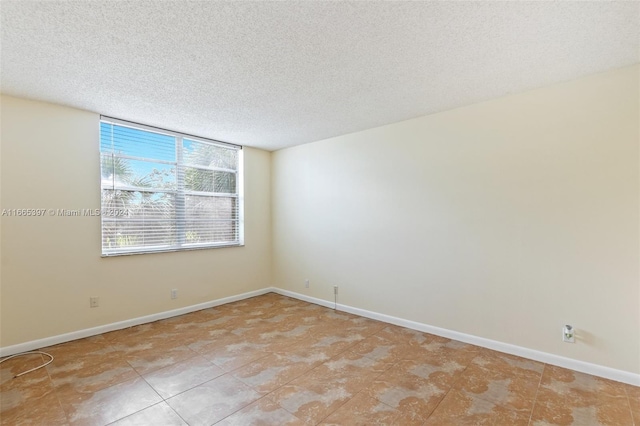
[305,279,310,288]
[333,285,338,295]
[171,289,178,299]
[563,325,575,343]
[90,297,99,308]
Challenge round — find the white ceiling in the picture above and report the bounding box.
[1,1,638,151]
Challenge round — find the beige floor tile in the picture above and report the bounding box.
[349,334,410,364]
[232,350,325,394]
[122,338,199,375]
[268,373,373,425]
[321,392,401,425]
[46,351,139,394]
[595,394,635,426]
[625,384,640,424]
[0,390,69,425]
[216,397,304,426]
[370,326,481,364]
[187,328,236,353]
[530,394,634,426]
[425,389,529,426]
[166,374,261,426]
[363,363,449,423]
[401,354,468,387]
[102,322,173,344]
[300,329,368,359]
[142,354,225,398]
[453,362,540,414]
[1,355,53,412]
[375,325,440,346]
[472,348,545,378]
[540,364,628,398]
[268,383,349,425]
[110,402,187,425]
[42,335,115,359]
[57,376,162,426]
[199,333,272,372]
[532,366,634,426]
[304,350,394,383]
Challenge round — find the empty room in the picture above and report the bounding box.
[0,1,638,425]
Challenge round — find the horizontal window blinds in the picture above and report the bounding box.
[100,117,243,256]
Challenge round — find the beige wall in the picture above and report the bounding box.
[0,96,272,347]
[272,65,640,373]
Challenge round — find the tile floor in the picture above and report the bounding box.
[0,293,638,425]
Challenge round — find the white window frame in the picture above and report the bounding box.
[100,116,244,256]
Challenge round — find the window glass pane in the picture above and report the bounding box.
[183,168,236,193]
[101,188,134,212]
[185,195,238,220]
[100,153,131,184]
[183,139,238,169]
[101,155,176,190]
[101,123,176,162]
[142,221,176,247]
[132,191,175,220]
[101,190,175,220]
[102,220,176,249]
[185,221,237,244]
[100,122,114,152]
[102,220,134,250]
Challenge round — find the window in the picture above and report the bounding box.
[99,117,243,256]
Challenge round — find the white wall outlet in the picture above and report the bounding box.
[305,279,310,288]
[171,289,178,299]
[333,285,338,295]
[90,297,99,308]
[563,325,575,343]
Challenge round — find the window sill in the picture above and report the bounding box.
[101,242,245,257]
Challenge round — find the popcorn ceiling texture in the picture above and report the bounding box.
[1,1,638,151]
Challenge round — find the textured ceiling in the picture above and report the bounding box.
[1,1,638,151]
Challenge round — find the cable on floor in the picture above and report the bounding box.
[0,351,54,378]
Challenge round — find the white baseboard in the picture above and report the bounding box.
[2,285,638,387]
[271,288,640,387]
[0,288,272,357]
